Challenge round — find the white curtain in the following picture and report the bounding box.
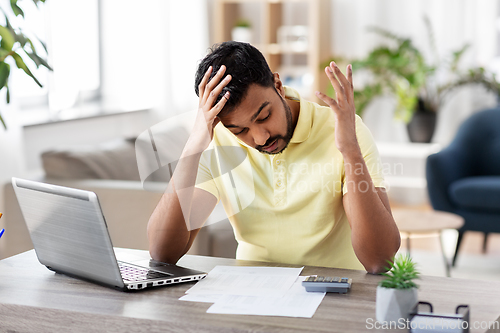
[100,0,209,118]
[167,0,210,115]
[331,0,498,67]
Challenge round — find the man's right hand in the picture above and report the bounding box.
[190,65,231,150]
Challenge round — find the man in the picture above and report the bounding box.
[147,41,400,274]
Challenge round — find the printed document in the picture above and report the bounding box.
[180,266,326,318]
[185,265,303,297]
[206,276,325,318]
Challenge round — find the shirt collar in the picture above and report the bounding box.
[285,86,312,144]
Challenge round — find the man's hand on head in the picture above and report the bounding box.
[189,65,232,151]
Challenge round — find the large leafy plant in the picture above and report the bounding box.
[350,17,500,123]
[0,0,51,129]
[379,254,419,290]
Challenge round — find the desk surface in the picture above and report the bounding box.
[1,249,499,333]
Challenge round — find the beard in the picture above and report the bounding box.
[256,90,294,155]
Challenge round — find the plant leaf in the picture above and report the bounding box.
[11,52,43,87]
[26,51,52,70]
[9,30,30,48]
[3,14,16,39]
[10,0,24,17]
[0,48,10,60]
[0,111,6,129]
[0,62,11,89]
[423,15,439,67]
[0,26,16,51]
[36,36,48,53]
[32,0,47,8]
[24,38,51,70]
[378,254,420,289]
[450,44,470,72]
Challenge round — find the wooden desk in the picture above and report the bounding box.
[1,249,499,333]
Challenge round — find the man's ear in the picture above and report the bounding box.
[273,73,285,97]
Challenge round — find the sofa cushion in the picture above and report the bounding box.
[41,138,141,181]
[449,176,500,213]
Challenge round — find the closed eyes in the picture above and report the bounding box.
[258,112,271,122]
[233,111,271,135]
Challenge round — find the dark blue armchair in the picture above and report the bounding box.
[426,107,500,266]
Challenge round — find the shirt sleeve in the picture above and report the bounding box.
[342,115,386,195]
[195,147,221,202]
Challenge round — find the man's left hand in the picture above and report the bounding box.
[316,62,360,156]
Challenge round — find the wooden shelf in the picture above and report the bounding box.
[213,0,331,104]
[266,43,308,54]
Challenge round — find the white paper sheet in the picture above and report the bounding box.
[206,276,326,318]
[178,294,222,303]
[185,265,303,297]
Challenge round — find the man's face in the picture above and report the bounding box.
[219,83,294,155]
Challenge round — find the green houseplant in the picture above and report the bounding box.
[348,18,500,142]
[376,254,420,322]
[0,0,51,129]
[232,18,252,44]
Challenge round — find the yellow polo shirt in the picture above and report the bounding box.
[195,86,385,269]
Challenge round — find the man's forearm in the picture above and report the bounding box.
[148,188,192,263]
[147,143,206,264]
[342,150,401,274]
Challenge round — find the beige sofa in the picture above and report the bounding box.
[1,136,237,260]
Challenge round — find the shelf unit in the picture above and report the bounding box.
[213,0,331,103]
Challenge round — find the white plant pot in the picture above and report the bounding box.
[231,27,252,43]
[376,286,418,323]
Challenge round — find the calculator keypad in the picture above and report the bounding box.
[305,276,348,283]
[302,276,352,293]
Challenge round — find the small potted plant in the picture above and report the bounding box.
[231,19,252,44]
[376,254,420,322]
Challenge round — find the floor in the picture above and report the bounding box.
[392,203,500,281]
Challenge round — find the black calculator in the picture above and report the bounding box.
[302,276,352,293]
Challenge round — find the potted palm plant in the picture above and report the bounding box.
[0,0,51,129]
[376,254,420,322]
[348,17,500,142]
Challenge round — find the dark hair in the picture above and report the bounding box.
[194,41,274,116]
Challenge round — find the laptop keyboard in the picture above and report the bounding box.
[119,262,171,282]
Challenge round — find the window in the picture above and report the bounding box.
[7,0,100,115]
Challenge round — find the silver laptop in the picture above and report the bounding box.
[12,177,207,291]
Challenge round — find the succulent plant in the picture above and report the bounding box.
[379,254,420,290]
